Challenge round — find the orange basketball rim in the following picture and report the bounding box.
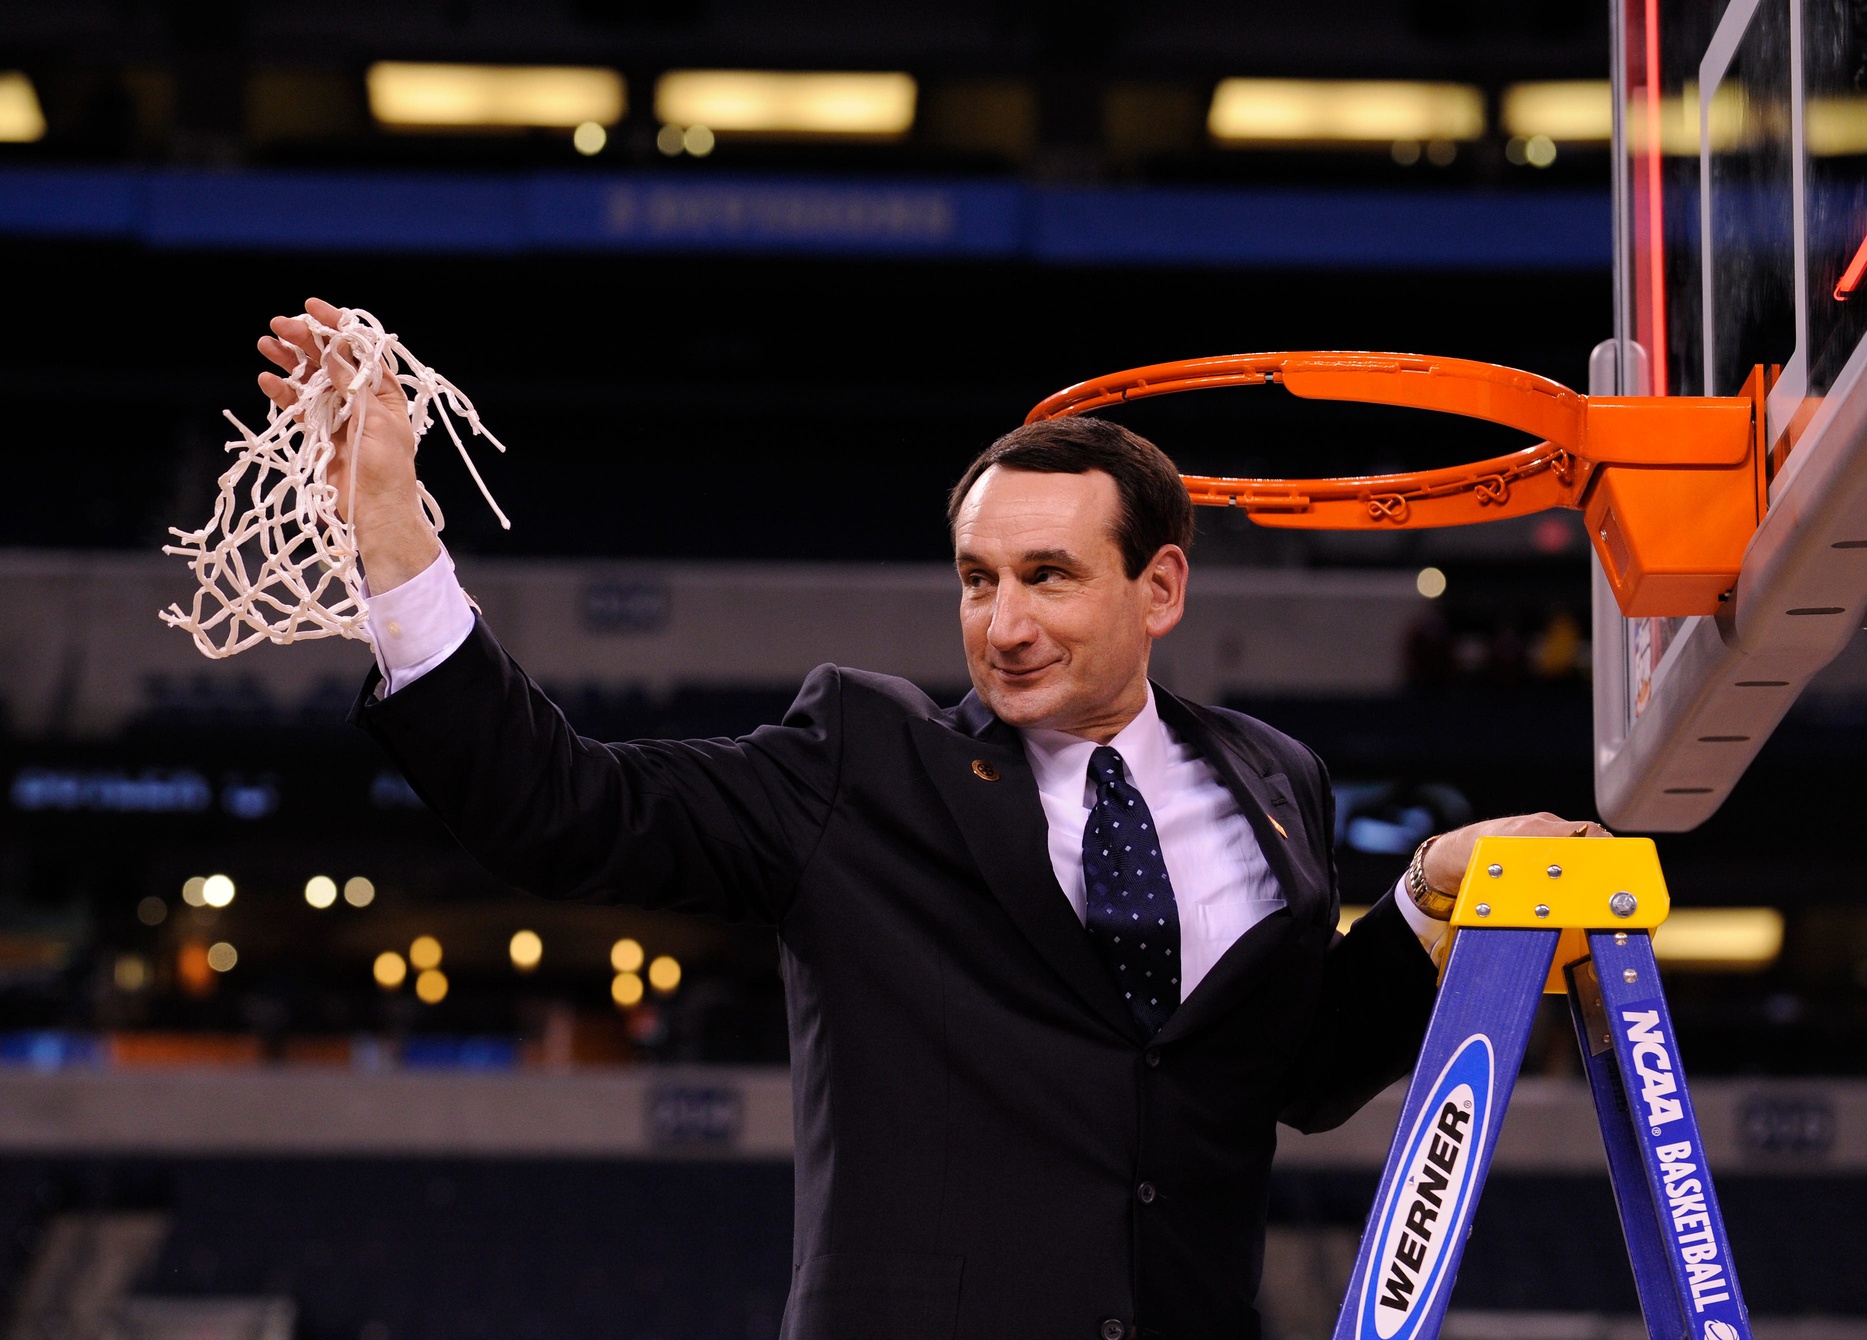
[1027,351,1771,619]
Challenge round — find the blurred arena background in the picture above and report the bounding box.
[2,3,1866,1338]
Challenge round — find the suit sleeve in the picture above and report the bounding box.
[351,617,840,925]
[1275,747,1439,1134]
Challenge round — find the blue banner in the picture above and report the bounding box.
[0,166,1609,269]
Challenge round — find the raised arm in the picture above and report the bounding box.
[263,299,842,923]
[353,620,842,925]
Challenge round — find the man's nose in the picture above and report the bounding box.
[987,581,1036,649]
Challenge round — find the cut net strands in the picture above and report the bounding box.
[161,307,509,658]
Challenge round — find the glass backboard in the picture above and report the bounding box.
[1595,0,1867,829]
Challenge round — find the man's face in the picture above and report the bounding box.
[953,466,1186,739]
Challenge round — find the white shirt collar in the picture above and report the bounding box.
[1019,685,1169,809]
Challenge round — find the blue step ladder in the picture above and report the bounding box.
[1333,837,1750,1340]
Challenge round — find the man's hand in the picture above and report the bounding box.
[1420,812,1611,909]
[258,296,440,593]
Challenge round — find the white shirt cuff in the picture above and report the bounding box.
[362,548,476,695]
[1393,876,1450,947]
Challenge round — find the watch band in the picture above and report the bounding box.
[1407,836,1458,920]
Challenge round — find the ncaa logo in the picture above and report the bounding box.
[1705,1322,1740,1340]
[1356,1035,1496,1340]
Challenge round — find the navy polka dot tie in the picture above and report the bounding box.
[1081,745,1181,1035]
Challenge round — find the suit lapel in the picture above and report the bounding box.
[910,687,1332,1050]
[908,707,1145,1045]
[1149,686,1333,1045]
[1152,686,1322,917]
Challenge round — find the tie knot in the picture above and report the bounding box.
[1090,745,1126,786]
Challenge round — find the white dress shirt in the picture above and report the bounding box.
[364,551,1443,962]
[1022,689,1440,998]
[1021,691,1288,997]
[362,547,477,695]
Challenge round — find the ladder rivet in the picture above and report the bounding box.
[1475,903,1491,917]
[1613,932,1629,946]
[1534,904,1551,918]
[1609,892,1638,918]
[1547,865,1563,878]
[1623,968,1638,983]
[1487,864,1503,878]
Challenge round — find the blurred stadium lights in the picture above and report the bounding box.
[509,930,544,972]
[610,938,645,973]
[654,70,917,138]
[1625,87,1744,156]
[1653,908,1787,970]
[181,876,208,908]
[1478,78,1846,168]
[1500,81,1612,143]
[659,123,716,157]
[367,63,626,131]
[1590,83,1867,158]
[571,121,608,155]
[374,951,408,990]
[648,955,682,994]
[1807,98,1867,155]
[409,936,443,971]
[415,969,449,1004]
[113,954,149,992]
[1206,79,1484,147]
[0,72,44,142]
[1336,906,1785,969]
[304,876,338,909]
[612,971,645,1007]
[176,944,214,996]
[343,876,376,908]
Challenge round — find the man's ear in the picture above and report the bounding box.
[1142,544,1189,639]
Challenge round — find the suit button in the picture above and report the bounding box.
[1100,1320,1126,1340]
[1144,1048,1160,1068]
[1136,1181,1156,1203]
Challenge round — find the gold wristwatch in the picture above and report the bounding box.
[1406,836,1458,920]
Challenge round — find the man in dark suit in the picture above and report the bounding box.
[259,298,1604,1340]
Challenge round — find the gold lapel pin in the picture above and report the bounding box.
[971,759,1001,782]
[1268,815,1289,839]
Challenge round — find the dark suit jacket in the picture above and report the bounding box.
[354,618,1438,1340]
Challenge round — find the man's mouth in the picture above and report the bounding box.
[992,662,1054,682]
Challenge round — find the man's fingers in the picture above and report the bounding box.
[256,370,297,411]
[1537,816,1609,837]
[257,335,307,374]
[305,296,343,327]
[1491,814,1611,838]
[269,315,321,368]
[324,344,359,392]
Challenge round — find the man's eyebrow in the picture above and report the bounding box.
[1020,548,1080,566]
[953,548,1082,568]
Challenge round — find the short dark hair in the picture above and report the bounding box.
[947,416,1195,579]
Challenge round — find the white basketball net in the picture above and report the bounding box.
[161,307,509,658]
